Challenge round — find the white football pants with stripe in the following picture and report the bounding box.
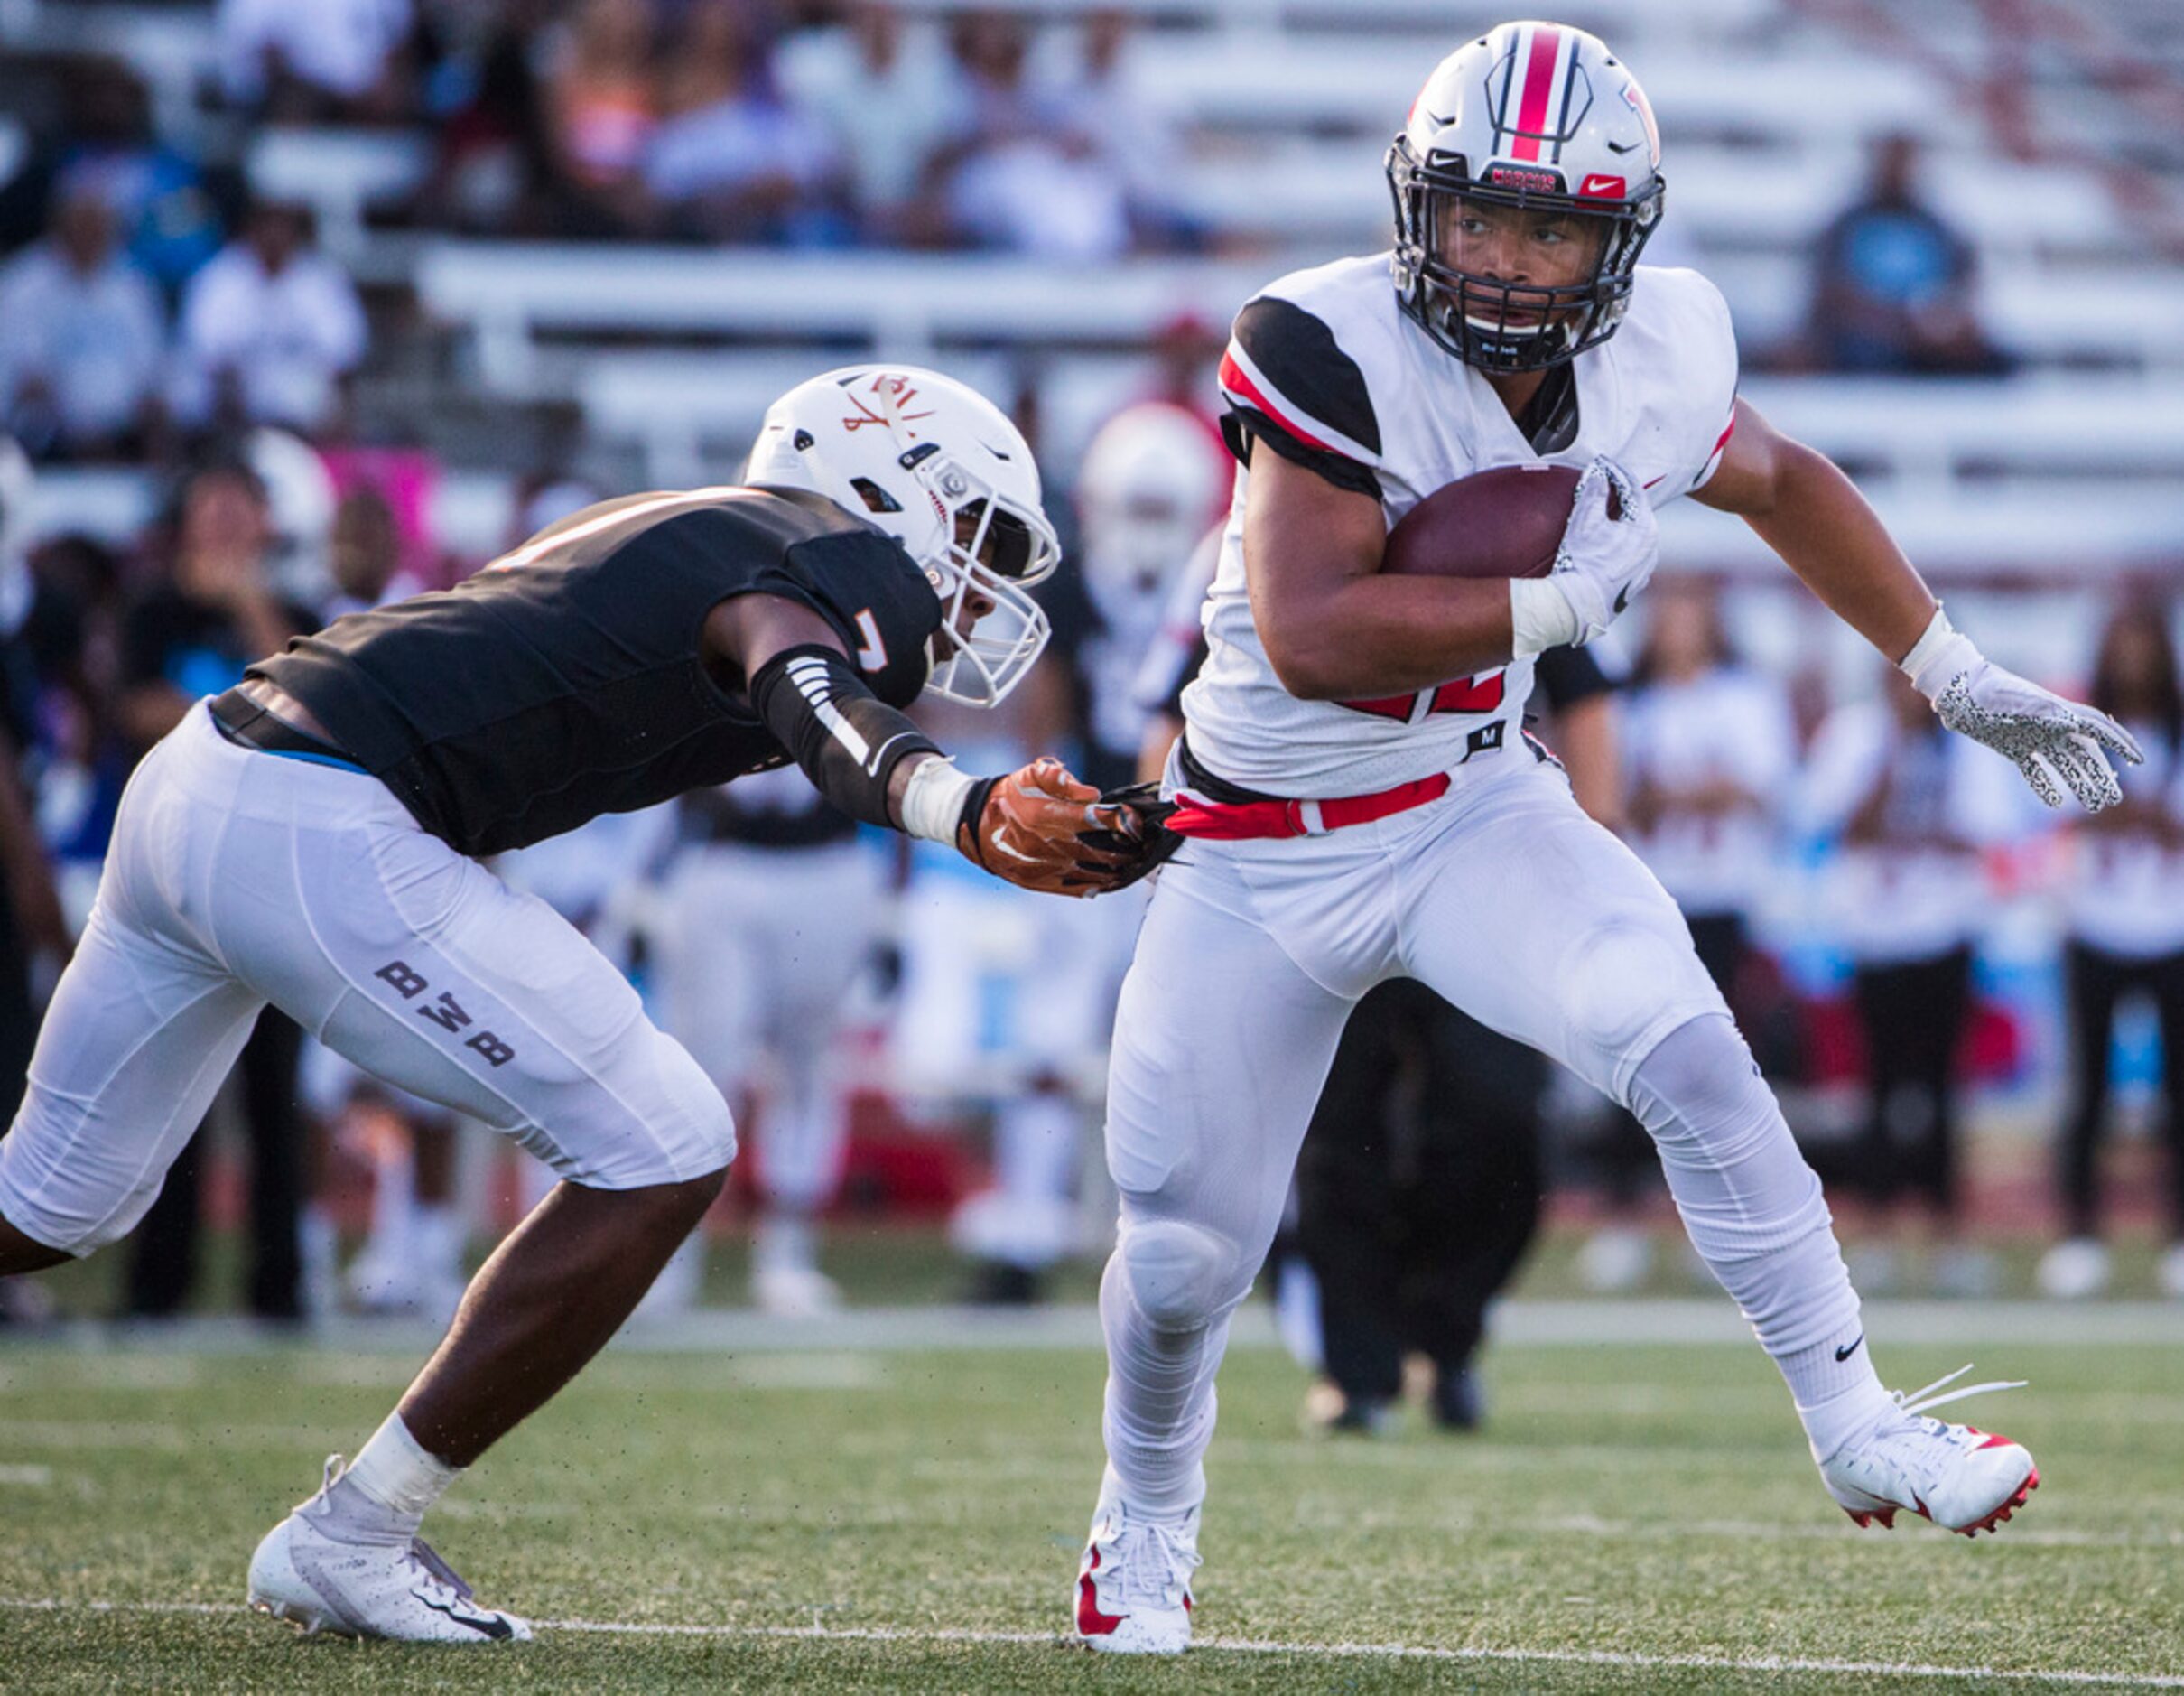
[1099,749,1872,1514]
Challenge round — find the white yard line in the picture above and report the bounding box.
[3,1598,2182,1688]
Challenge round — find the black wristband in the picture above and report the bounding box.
[748,643,943,829]
[954,774,999,867]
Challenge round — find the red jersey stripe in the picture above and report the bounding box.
[1510,25,1564,163]
[1219,349,1340,456]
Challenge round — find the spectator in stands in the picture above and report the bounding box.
[919,10,1132,261]
[1800,665,2020,1294]
[1055,9,1199,252]
[1625,580,1796,1003]
[645,0,850,246]
[1809,133,2012,377]
[544,0,661,238]
[0,441,70,1120]
[2040,601,2184,1300]
[218,0,421,125]
[414,1,558,235]
[115,461,321,1323]
[776,1,955,243]
[0,59,231,302]
[12,529,131,934]
[324,484,426,619]
[172,199,369,438]
[0,174,170,463]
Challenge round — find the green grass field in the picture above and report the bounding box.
[4,1317,2183,1692]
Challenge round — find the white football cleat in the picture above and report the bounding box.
[1073,1487,1201,1654]
[1819,1366,2039,1537]
[248,1458,532,1643]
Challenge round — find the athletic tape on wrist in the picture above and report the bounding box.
[897,756,978,844]
[1510,576,1581,659]
[1897,605,1979,700]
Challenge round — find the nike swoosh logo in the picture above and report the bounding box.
[417,1590,515,1639]
[864,732,916,778]
[1835,1334,1864,1363]
[1606,138,1641,154]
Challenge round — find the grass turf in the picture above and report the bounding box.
[2,1335,2180,1691]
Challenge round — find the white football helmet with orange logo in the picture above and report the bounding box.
[1388,20,1665,371]
[747,365,1062,706]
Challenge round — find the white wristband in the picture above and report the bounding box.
[1509,576,1580,659]
[897,754,977,843]
[1897,605,1980,701]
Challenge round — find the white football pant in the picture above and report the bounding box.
[0,705,735,1257]
[1100,749,1864,1513]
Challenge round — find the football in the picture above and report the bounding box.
[1380,462,1588,581]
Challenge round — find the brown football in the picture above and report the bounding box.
[1380,462,1587,581]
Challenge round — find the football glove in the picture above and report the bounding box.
[956,759,1176,897]
[1547,455,1658,646]
[1905,613,2142,812]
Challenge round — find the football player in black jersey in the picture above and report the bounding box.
[0,366,1160,1643]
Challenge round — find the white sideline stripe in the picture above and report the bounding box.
[4,1600,2183,1688]
[17,1298,2184,1359]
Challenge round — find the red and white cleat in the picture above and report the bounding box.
[1073,1488,1200,1655]
[1820,1366,2039,1537]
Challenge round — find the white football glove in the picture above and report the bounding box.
[1903,610,2142,812]
[1547,455,1658,647]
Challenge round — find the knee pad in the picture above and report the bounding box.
[1118,1217,1238,1334]
[1565,922,1717,1067]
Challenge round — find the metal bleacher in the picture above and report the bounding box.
[9,0,2184,579]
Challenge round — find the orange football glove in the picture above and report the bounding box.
[956,758,1176,898]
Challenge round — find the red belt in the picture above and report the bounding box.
[1165,771,1453,841]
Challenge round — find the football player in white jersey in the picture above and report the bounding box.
[1073,22,2139,1654]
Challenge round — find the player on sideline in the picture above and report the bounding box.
[0,366,1166,1645]
[1072,23,2139,1654]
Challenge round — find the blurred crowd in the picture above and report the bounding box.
[0,3,2160,1340]
[0,0,1201,467]
[2,405,2180,1334]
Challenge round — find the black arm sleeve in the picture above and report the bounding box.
[748,643,943,829]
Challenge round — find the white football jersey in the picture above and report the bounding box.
[1183,256,1738,797]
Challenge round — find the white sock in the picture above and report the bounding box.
[333,1412,462,1534]
[1780,1323,1897,1462]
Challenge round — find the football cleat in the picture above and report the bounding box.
[1073,1486,1201,1654]
[1820,1366,2039,1537]
[248,1457,532,1643]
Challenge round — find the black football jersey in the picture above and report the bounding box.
[254,486,942,856]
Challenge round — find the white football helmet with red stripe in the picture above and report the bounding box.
[1388,20,1665,372]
